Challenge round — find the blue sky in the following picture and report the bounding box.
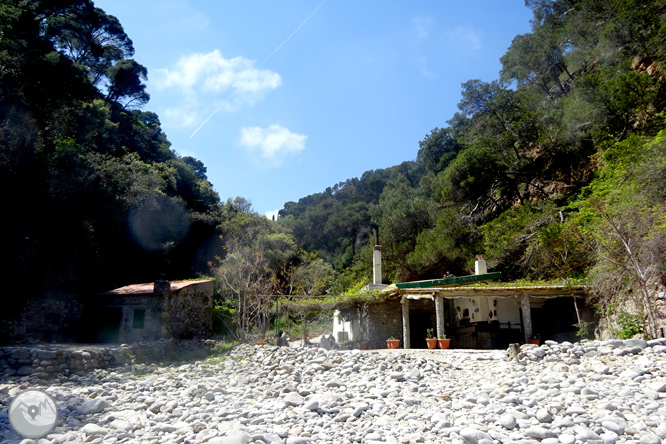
[94,0,534,218]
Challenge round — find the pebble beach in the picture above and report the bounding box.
[2,338,666,444]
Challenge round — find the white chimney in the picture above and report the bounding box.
[373,245,382,285]
[475,255,487,275]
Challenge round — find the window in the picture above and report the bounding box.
[132,309,146,329]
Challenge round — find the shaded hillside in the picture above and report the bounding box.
[277,161,423,270]
[0,1,225,324]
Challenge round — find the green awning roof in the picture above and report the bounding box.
[394,272,501,289]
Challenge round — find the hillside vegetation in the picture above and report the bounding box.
[277,0,666,336]
[1,0,665,339]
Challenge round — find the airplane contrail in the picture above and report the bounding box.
[258,0,326,68]
[189,0,326,139]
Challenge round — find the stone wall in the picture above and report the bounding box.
[165,282,214,339]
[345,298,440,349]
[11,299,83,343]
[365,299,403,349]
[98,294,165,343]
[0,339,218,379]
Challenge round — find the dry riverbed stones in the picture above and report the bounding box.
[1,338,666,444]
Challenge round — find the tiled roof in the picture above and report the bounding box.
[99,280,212,296]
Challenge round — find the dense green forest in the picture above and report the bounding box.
[2,0,666,338]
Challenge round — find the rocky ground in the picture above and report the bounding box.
[1,338,666,444]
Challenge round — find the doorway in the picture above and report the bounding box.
[96,307,122,343]
[409,311,435,349]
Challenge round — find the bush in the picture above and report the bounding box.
[614,310,643,339]
[212,298,237,336]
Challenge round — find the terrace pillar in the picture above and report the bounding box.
[401,297,410,349]
[435,295,445,339]
[521,294,532,343]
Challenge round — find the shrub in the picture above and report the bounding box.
[614,310,643,339]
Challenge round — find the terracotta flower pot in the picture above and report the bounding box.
[528,338,540,345]
[361,342,369,350]
[386,339,400,349]
[256,341,267,346]
[438,338,451,349]
[426,338,438,349]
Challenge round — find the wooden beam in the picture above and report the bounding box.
[395,272,501,289]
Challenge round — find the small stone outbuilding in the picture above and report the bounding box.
[89,280,214,343]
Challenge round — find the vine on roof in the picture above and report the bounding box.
[276,287,389,315]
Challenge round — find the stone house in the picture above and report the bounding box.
[334,258,592,349]
[90,280,214,343]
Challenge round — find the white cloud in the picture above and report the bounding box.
[265,209,280,220]
[409,15,440,79]
[153,50,282,128]
[157,1,210,31]
[240,124,307,167]
[156,51,281,93]
[440,25,483,52]
[411,15,433,41]
[174,148,197,158]
[161,102,200,129]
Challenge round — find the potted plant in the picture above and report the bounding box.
[425,328,438,349]
[438,334,450,349]
[528,334,541,345]
[386,337,400,349]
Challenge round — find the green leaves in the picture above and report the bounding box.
[291,258,335,296]
[39,1,136,89]
[407,206,478,278]
[481,202,587,280]
[105,59,149,108]
[570,130,666,336]
[371,175,438,282]
[0,1,225,319]
[417,127,461,174]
